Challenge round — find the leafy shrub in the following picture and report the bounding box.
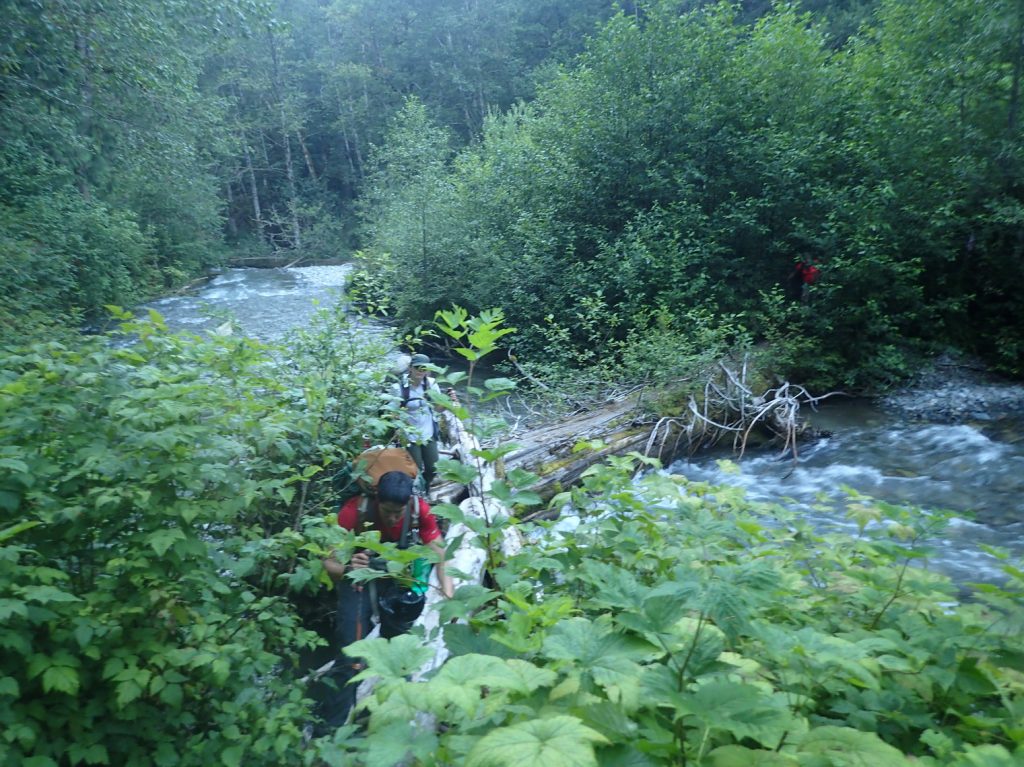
[345,250,398,317]
[0,307,397,766]
[338,455,1024,766]
[0,188,157,336]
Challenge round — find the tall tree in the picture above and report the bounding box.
[0,0,269,330]
[360,0,1024,384]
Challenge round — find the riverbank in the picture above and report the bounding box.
[880,352,1024,423]
[225,255,350,269]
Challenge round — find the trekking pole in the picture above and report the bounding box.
[350,570,367,672]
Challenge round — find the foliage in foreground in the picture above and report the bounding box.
[0,306,399,766]
[3,304,1022,766]
[326,458,1024,766]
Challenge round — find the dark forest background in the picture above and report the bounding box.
[3,0,1022,387]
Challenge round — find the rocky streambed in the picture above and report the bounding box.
[879,353,1024,424]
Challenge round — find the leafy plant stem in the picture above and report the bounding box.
[695,723,712,764]
[869,553,914,630]
[675,612,706,689]
[673,717,689,766]
[291,479,311,533]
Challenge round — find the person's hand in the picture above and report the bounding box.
[350,550,371,569]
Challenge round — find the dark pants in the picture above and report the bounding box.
[405,439,439,491]
[317,577,423,730]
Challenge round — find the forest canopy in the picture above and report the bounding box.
[2,0,1022,387]
[360,0,1024,386]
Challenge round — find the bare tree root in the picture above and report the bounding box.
[645,357,845,466]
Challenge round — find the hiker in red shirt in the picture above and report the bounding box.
[318,469,453,730]
[791,259,821,302]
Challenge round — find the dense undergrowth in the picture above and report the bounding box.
[321,458,1024,766]
[1,307,1022,766]
[0,306,394,766]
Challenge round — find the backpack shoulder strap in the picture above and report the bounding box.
[400,373,414,406]
[398,497,422,549]
[401,375,435,406]
[357,496,373,532]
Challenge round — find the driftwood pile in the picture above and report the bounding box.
[645,361,839,463]
[500,360,837,507]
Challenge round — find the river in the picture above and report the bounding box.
[667,400,1024,586]
[142,264,357,341]
[146,266,1024,587]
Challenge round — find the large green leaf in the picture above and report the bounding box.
[576,702,638,741]
[707,745,798,766]
[18,585,81,605]
[0,599,28,621]
[42,665,80,695]
[595,744,660,767]
[543,617,658,689]
[442,623,518,658]
[944,745,1020,767]
[676,681,798,747]
[639,664,688,711]
[348,634,434,683]
[0,520,40,542]
[363,719,438,766]
[416,655,555,717]
[466,715,609,767]
[146,528,187,557]
[578,562,648,610]
[796,727,913,766]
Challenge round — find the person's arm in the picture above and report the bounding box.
[426,538,454,598]
[444,386,459,407]
[416,501,452,596]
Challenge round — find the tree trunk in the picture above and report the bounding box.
[225,179,239,238]
[501,392,662,505]
[1008,4,1024,138]
[267,27,302,250]
[241,134,265,240]
[281,125,302,249]
[75,30,93,201]
[297,129,318,181]
[340,121,358,180]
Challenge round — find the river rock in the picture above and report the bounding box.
[880,352,1024,423]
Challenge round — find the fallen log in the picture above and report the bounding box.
[343,402,522,712]
[501,360,840,509]
[500,389,679,506]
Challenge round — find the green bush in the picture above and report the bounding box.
[341,457,1024,766]
[345,250,398,317]
[3,304,1021,766]
[0,188,158,337]
[0,307,398,766]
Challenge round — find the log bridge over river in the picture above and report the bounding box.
[307,387,657,710]
[317,363,827,715]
